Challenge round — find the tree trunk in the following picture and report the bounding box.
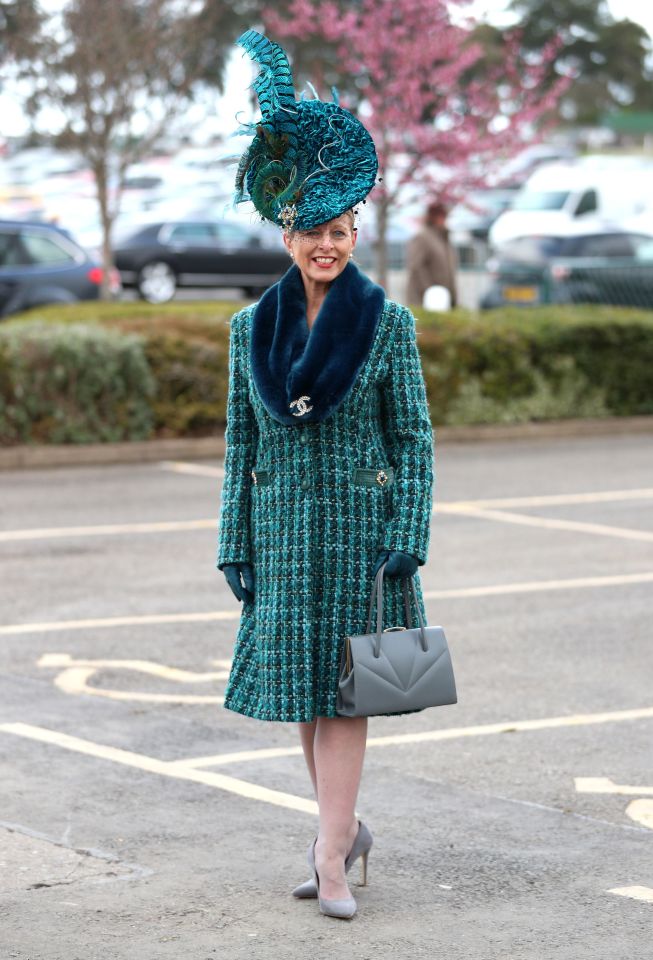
[94,161,115,301]
[374,198,389,292]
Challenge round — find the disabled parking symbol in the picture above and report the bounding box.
[38,653,231,704]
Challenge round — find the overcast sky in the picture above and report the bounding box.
[2,0,652,141]
[464,0,653,34]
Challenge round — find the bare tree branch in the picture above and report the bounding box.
[22,0,234,297]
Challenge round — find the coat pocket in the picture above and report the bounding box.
[352,466,395,489]
[250,467,271,487]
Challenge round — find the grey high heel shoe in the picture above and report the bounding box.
[307,838,357,919]
[292,820,372,900]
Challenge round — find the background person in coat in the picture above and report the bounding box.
[405,200,458,308]
[215,31,434,921]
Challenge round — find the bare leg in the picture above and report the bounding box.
[313,715,368,901]
[298,719,318,800]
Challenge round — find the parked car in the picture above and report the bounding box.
[481,229,653,309]
[353,222,413,271]
[0,219,120,319]
[491,143,577,189]
[489,160,653,249]
[112,219,290,302]
[448,189,518,244]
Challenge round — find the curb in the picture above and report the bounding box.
[432,415,653,443]
[0,436,226,471]
[1,416,652,471]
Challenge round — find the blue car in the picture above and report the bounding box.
[0,219,120,319]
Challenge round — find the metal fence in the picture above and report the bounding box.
[482,257,653,311]
[356,242,653,312]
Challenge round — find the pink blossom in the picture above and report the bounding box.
[263,0,569,282]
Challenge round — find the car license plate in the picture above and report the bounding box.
[502,285,539,303]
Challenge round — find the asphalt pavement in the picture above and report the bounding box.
[1,432,652,959]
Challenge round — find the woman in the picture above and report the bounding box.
[216,31,434,921]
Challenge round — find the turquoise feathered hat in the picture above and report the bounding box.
[234,30,379,231]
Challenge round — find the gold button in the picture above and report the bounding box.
[251,470,257,485]
[376,470,388,486]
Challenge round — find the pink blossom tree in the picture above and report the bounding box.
[264,0,567,287]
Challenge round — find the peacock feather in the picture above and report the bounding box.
[235,30,304,220]
[237,31,298,152]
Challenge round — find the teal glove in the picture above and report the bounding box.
[372,549,419,579]
[222,562,255,604]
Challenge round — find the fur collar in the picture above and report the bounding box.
[250,261,386,425]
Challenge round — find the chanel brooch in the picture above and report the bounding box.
[290,395,313,417]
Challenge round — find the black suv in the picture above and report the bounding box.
[0,220,119,318]
[112,219,290,303]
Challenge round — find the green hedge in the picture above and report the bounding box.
[0,320,155,444]
[412,306,653,423]
[1,300,652,444]
[0,303,236,442]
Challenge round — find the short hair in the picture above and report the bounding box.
[341,208,356,229]
[426,201,448,219]
[284,207,356,238]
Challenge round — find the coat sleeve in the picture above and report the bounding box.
[379,305,435,566]
[216,309,258,571]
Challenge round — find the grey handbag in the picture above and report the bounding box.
[336,560,457,717]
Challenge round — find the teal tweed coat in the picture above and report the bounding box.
[216,271,434,723]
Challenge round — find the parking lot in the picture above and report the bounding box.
[1,431,652,959]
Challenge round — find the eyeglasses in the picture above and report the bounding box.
[292,227,354,244]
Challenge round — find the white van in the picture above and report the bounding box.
[489,160,653,249]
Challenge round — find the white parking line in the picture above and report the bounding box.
[437,488,653,510]
[576,777,653,797]
[608,886,653,904]
[449,506,653,543]
[159,461,224,478]
[180,703,653,768]
[178,745,304,768]
[2,702,652,814]
[0,519,216,542]
[37,653,231,705]
[1,487,651,543]
[0,610,239,636]
[2,721,650,908]
[423,571,653,598]
[0,722,318,815]
[625,800,653,831]
[2,571,652,636]
[160,464,653,509]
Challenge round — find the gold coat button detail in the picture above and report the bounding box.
[376,470,388,487]
[251,470,257,485]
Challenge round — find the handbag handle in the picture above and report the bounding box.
[365,566,412,635]
[365,560,411,636]
[366,560,429,658]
